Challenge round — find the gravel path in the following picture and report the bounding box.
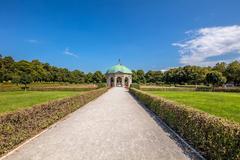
[2,87,193,160]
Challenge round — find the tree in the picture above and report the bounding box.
[11,74,21,85]
[70,70,85,83]
[2,56,15,81]
[163,68,177,85]
[19,73,33,91]
[225,61,240,85]
[205,71,226,87]
[0,54,3,82]
[85,72,93,83]
[213,62,227,74]
[145,70,163,84]
[92,71,105,83]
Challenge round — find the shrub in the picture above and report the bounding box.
[196,86,240,93]
[0,87,108,156]
[195,86,212,91]
[130,83,140,89]
[97,83,107,88]
[130,88,240,160]
[141,87,195,92]
[29,87,96,92]
[213,87,240,93]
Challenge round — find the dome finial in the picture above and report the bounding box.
[118,59,121,65]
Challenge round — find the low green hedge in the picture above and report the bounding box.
[96,83,107,88]
[28,87,96,91]
[130,83,140,89]
[196,86,240,93]
[141,87,195,92]
[130,88,240,160]
[0,88,108,156]
[213,87,240,93]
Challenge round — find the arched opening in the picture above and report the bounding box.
[110,77,114,87]
[116,77,122,87]
[125,77,129,87]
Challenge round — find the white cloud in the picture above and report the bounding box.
[26,39,39,43]
[64,48,79,58]
[173,25,240,66]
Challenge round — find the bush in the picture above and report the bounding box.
[130,83,140,89]
[97,83,107,88]
[29,87,96,92]
[130,88,240,160]
[0,87,108,156]
[141,87,195,92]
[213,87,240,93]
[195,86,212,91]
[196,86,240,93]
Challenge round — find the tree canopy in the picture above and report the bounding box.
[0,55,105,84]
[1,55,240,86]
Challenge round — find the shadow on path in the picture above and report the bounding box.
[127,91,205,160]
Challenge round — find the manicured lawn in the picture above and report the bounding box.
[147,91,240,123]
[0,91,80,113]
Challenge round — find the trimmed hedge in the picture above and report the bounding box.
[0,88,108,156]
[28,87,96,91]
[141,87,195,92]
[196,86,240,93]
[213,87,240,93]
[130,88,240,160]
[130,83,140,89]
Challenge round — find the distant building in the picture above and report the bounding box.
[106,64,132,88]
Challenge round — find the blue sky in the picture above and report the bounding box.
[1,0,240,72]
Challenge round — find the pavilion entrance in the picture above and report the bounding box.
[116,77,122,87]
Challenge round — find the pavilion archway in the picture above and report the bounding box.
[116,77,122,87]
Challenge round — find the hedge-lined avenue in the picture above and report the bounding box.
[0,87,108,156]
[130,88,240,160]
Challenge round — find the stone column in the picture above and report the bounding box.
[129,76,132,87]
[107,76,110,87]
[114,76,117,87]
[122,76,125,87]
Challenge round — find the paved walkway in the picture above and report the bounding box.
[2,87,193,160]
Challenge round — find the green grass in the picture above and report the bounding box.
[147,91,240,123]
[0,91,80,114]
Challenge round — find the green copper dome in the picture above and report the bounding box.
[106,64,132,74]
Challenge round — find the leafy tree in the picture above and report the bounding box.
[205,71,226,87]
[70,70,85,83]
[225,61,240,85]
[92,71,105,83]
[145,70,163,84]
[2,56,15,81]
[85,72,93,83]
[19,73,33,91]
[213,62,227,75]
[0,54,3,82]
[11,74,21,85]
[163,69,177,85]
[1,54,240,86]
[145,71,155,83]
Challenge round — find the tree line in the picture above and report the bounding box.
[132,61,240,86]
[0,55,106,84]
[1,55,240,87]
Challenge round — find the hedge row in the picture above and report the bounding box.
[0,87,108,156]
[213,87,240,93]
[196,87,240,93]
[130,88,240,160]
[130,83,140,89]
[28,87,97,91]
[141,87,195,92]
